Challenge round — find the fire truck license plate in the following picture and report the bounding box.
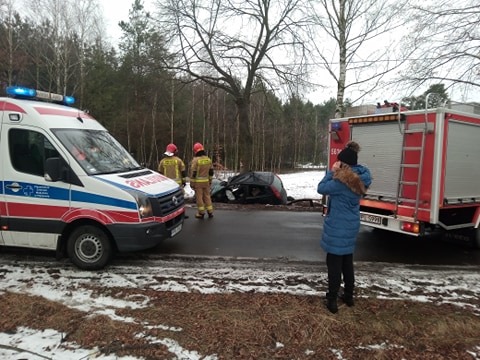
[171,224,182,237]
[360,214,382,225]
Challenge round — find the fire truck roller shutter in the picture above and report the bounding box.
[444,121,480,203]
[350,122,403,200]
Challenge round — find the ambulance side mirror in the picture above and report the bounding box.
[45,157,62,182]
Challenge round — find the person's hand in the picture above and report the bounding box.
[332,161,342,171]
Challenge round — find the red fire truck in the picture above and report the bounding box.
[326,99,480,247]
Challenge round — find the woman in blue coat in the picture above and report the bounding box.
[317,141,372,313]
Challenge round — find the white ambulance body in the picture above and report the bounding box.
[326,101,480,247]
[0,87,185,269]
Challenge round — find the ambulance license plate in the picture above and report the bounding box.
[170,224,182,237]
[360,213,382,225]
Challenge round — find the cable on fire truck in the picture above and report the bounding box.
[396,101,405,134]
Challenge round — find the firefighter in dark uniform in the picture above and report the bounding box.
[158,143,188,218]
[190,142,214,219]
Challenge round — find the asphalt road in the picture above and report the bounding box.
[158,207,480,267]
[161,207,324,262]
[1,207,479,268]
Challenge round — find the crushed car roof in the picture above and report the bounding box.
[227,171,275,186]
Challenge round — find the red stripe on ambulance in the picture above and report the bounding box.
[0,100,26,113]
[34,106,93,119]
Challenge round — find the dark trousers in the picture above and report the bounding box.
[326,253,354,298]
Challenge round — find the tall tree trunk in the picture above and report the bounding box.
[314,114,318,164]
[235,98,253,173]
[149,92,158,168]
[222,92,228,171]
[170,79,174,142]
[336,0,347,118]
[126,97,131,154]
[261,98,266,171]
[188,85,195,160]
[202,83,206,144]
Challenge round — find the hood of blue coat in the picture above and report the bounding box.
[333,164,371,195]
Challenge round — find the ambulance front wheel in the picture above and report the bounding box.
[67,225,112,270]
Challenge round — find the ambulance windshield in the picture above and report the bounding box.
[53,129,141,175]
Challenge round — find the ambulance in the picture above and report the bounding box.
[0,86,185,269]
[326,98,480,247]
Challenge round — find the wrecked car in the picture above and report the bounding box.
[211,171,288,205]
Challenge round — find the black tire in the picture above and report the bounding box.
[371,227,391,237]
[67,225,112,270]
[472,227,480,249]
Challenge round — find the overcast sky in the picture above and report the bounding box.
[95,0,478,105]
[10,0,476,105]
[98,0,154,46]
[96,0,340,104]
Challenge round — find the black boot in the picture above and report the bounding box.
[325,293,338,314]
[340,292,354,307]
[341,285,355,307]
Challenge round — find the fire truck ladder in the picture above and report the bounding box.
[395,98,432,221]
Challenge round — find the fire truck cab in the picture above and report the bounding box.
[0,86,185,269]
[327,99,480,247]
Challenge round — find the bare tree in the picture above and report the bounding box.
[400,0,479,98]
[155,0,313,172]
[312,0,409,116]
[118,0,172,167]
[0,0,24,86]
[70,0,103,105]
[22,0,70,92]
[19,0,101,97]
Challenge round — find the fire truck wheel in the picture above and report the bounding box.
[67,225,112,270]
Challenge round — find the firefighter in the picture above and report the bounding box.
[158,143,188,218]
[190,142,214,219]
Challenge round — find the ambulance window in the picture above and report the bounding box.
[9,129,59,176]
[53,128,140,175]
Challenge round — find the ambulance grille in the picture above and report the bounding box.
[152,188,184,216]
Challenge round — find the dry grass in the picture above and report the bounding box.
[1,285,480,359]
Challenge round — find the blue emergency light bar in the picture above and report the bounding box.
[6,86,75,105]
[331,122,342,131]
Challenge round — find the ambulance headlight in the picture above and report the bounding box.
[127,191,153,218]
[138,201,153,218]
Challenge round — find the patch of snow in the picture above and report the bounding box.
[0,327,139,360]
[1,170,479,359]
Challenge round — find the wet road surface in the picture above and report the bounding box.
[1,207,479,268]
[157,207,480,267]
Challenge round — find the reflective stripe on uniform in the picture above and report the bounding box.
[192,157,212,183]
[194,177,210,183]
[197,159,211,166]
[160,158,182,184]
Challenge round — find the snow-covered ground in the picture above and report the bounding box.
[1,170,479,360]
[184,170,325,201]
[1,259,480,360]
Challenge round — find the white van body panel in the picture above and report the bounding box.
[0,93,185,268]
